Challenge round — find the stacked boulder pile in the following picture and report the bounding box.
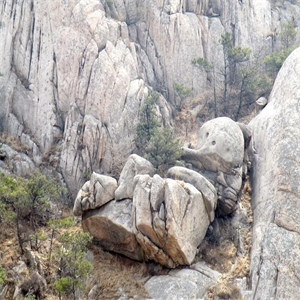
[73,117,251,268]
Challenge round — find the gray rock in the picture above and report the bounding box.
[73,173,117,216]
[145,275,200,300]
[89,172,117,208]
[115,154,155,200]
[82,199,144,261]
[3,0,300,197]
[249,47,300,299]
[145,262,220,300]
[164,179,210,265]
[167,166,217,222]
[182,117,244,173]
[131,175,210,267]
[73,181,91,216]
[181,117,245,216]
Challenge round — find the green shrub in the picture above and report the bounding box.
[54,227,93,300]
[0,265,5,285]
[135,92,183,173]
[264,46,296,75]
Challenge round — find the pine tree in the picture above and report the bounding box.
[135,92,183,173]
[54,219,93,300]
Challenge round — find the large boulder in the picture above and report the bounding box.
[249,47,300,299]
[114,154,155,200]
[132,175,211,267]
[145,262,221,300]
[82,199,144,261]
[181,117,245,216]
[182,117,244,173]
[167,166,217,222]
[73,172,117,216]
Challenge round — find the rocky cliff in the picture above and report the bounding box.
[1,0,300,194]
[249,46,300,299]
[1,1,300,299]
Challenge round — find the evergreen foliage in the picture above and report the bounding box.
[0,172,63,253]
[135,92,183,172]
[54,221,93,300]
[0,265,5,285]
[280,20,297,48]
[265,20,297,76]
[264,46,296,75]
[191,57,213,71]
[220,32,251,89]
[174,83,192,101]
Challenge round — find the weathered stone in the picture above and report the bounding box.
[167,166,217,222]
[249,47,300,299]
[2,0,300,197]
[150,174,165,212]
[115,154,155,200]
[145,275,200,300]
[180,117,245,216]
[145,262,220,300]
[90,172,117,207]
[130,175,210,267]
[82,199,144,261]
[164,179,210,265]
[182,117,244,173]
[133,175,161,247]
[73,172,117,216]
[73,181,91,216]
[0,144,35,177]
[132,174,176,268]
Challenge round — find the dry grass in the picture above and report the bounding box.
[198,239,237,273]
[0,133,31,154]
[41,144,62,168]
[84,245,150,300]
[197,177,253,298]
[208,277,243,300]
[0,177,253,300]
[0,214,151,300]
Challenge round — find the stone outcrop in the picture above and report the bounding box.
[132,175,211,267]
[82,199,144,261]
[75,116,248,268]
[73,172,117,216]
[115,154,155,200]
[181,117,246,216]
[249,47,300,299]
[0,144,36,177]
[1,0,300,196]
[167,166,217,222]
[77,156,216,268]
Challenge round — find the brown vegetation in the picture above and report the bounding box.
[0,133,31,154]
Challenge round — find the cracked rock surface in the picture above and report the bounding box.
[249,47,300,299]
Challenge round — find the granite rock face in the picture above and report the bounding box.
[75,114,249,267]
[145,262,221,300]
[249,47,300,299]
[76,154,215,268]
[1,0,300,195]
[181,117,246,216]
